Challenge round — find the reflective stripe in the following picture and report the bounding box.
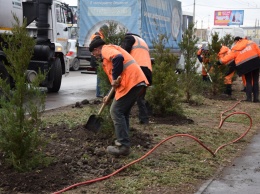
[236,55,259,66]
[227,59,235,65]
[132,36,149,52]
[123,60,135,70]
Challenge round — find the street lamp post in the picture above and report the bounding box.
[196,14,211,42]
[193,0,196,24]
[201,20,203,41]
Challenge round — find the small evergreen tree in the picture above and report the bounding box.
[220,34,234,47]
[208,33,228,95]
[0,15,47,171]
[178,23,204,103]
[146,34,183,116]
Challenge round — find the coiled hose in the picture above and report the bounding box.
[53,100,252,194]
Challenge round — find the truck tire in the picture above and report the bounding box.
[47,58,62,93]
[0,60,10,84]
[0,60,10,98]
[70,58,80,71]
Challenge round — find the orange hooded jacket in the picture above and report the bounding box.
[218,46,235,85]
[220,39,260,76]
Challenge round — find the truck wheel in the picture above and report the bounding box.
[0,60,10,84]
[47,58,62,93]
[0,60,10,98]
[70,58,80,71]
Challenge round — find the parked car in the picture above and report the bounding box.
[66,39,80,71]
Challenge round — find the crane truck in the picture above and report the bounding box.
[0,0,73,92]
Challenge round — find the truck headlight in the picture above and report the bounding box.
[56,46,62,52]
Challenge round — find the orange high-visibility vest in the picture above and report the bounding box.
[218,46,235,85]
[197,48,209,76]
[101,45,148,100]
[90,31,105,41]
[218,46,232,64]
[130,35,152,72]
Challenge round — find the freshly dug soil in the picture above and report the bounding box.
[0,104,193,194]
[0,76,258,194]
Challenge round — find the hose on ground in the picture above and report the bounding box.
[52,100,252,194]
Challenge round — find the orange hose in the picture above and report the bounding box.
[52,101,252,194]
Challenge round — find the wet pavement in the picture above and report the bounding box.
[196,130,260,194]
[45,71,97,110]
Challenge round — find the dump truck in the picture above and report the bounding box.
[0,0,73,92]
[76,0,183,62]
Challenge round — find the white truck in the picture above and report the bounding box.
[0,0,73,92]
[208,26,245,44]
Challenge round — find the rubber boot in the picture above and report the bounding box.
[245,90,252,102]
[225,84,232,96]
[253,90,259,103]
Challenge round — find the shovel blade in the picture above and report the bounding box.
[84,115,103,133]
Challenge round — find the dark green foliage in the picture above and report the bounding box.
[0,15,47,171]
[178,23,205,103]
[147,34,183,116]
[219,34,234,47]
[102,21,127,45]
[208,33,229,95]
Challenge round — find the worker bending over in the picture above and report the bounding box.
[89,37,149,156]
[219,37,260,102]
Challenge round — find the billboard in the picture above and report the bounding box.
[214,10,244,26]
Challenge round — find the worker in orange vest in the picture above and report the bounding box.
[121,33,152,124]
[89,37,149,156]
[219,37,260,102]
[197,44,212,81]
[217,45,235,96]
[90,25,108,97]
[90,24,107,41]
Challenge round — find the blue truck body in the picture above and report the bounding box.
[76,0,182,60]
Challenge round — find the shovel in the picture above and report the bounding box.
[201,62,213,82]
[84,76,121,132]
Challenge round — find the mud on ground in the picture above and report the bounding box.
[0,77,259,194]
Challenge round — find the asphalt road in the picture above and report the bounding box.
[45,70,97,110]
[196,129,260,194]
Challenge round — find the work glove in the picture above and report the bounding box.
[111,76,122,90]
[103,96,110,104]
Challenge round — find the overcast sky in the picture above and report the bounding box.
[63,0,260,28]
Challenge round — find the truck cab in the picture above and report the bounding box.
[0,0,73,92]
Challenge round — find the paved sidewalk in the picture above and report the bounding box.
[196,130,260,194]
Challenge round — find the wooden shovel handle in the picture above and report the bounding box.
[97,76,121,115]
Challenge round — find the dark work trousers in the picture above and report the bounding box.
[137,87,149,124]
[110,86,145,147]
[244,68,259,102]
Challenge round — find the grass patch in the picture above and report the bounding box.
[37,98,260,194]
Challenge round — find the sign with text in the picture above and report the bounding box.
[77,0,182,49]
[214,10,244,26]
